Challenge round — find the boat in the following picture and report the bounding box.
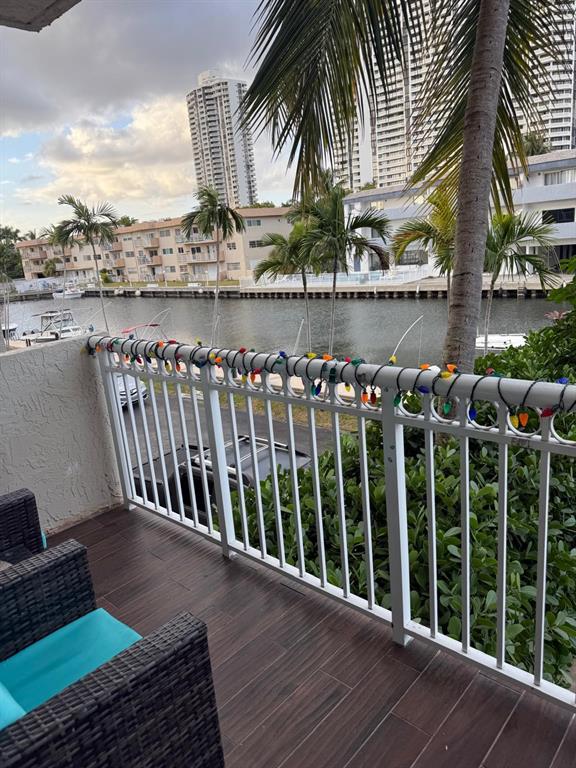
[52,285,85,300]
[475,334,525,353]
[114,288,125,296]
[1,323,17,340]
[22,310,86,344]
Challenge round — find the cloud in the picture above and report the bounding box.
[8,157,20,164]
[0,1,257,138]
[17,97,196,214]
[19,174,45,183]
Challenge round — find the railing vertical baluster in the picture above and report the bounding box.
[286,400,306,577]
[534,422,552,686]
[460,401,471,654]
[201,365,235,557]
[227,392,249,548]
[381,388,411,646]
[358,416,375,609]
[173,368,199,526]
[135,367,160,510]
[188,378,213,532]
[159,370,186,522]
[331,407,350,598]
[146,373,172,516]
[424,397,438,637]
[308,406,327,588]
[98,351,133,504]
[263,394,286,567]
[120,364,147,505]
[245,394,267,558]
[496,404,509,668]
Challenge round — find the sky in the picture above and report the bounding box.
[0,0,296,233]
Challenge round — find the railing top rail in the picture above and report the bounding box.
[87,335,576,413]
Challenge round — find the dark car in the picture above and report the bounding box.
[133,435,310,523]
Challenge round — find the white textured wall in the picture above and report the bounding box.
[0,336,122,531]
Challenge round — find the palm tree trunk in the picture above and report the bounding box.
[302,269,312,351]
[446,270,451,305]
[442,0,510,371]
[211,226,220,346]
[328,253,339,356]
[91,239,109,333]
[483,275,497,354]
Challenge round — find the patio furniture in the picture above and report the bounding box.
[0,540,224,768]
[0,489,44,566]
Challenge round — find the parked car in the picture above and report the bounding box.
[133,435,310,523]
[115,374,148,407]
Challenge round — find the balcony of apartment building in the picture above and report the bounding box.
[110,241,123,252]
[149,254,163,266]
[2,335,575,767]
[143,237,160,248]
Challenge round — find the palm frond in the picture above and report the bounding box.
[411,0,571,209]
[243,0,425,196]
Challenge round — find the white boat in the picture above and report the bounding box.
[475,334,525,353]
[53,286,85,300]
[22,310,85,344]
[1,323,17,340]
[133,289,142,297]
[114,288,125,296]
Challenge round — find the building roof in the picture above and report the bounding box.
[16,208,292,245]
[0,0,80,31]
[344,149,576,204]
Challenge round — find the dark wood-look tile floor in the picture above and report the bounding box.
[49,508,575,768]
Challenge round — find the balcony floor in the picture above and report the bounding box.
[50,508,575,768]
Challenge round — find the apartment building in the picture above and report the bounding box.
[17,208,292,284]
[343,149,576,271]
[186,71,258,208]
[338,2,575,188]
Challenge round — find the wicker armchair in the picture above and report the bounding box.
[0,489,44,565]
[0,540,224,768]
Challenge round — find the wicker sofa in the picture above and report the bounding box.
[0,540,224,768]
[0,489,44,565]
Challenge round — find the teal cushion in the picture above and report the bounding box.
[0,608,141,713]
[41,530,47,549]
[0,681,25,730]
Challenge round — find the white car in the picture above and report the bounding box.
[115,374,148,407]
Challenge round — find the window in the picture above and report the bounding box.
[178,247,184,254]
[542,208,575,224]
[159,229,171,237]
[122,236,132,242]
[73,257,78,262]
[125,251,134,257]
[167,266,176,273]
[191,246,202,254]
[544,170,576,185]
[228,262,240,270]
[179,265,188,272]
[249,240,265,248]
[149,249,158,256]
[162,248,173,255]
[138,250,144,257]
[227,242,237,250]
[246,218,261,227]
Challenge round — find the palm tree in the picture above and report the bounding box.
[242,0,565,370]
[522,131,550,157]
[22,229,37,240]
[254,222,318,351]
[42,258,61,278]
[301,182,390,355]
[41,223,71,284]
[482,213,555,353]
[393,189,456,301]
[57,195,119,332]
[181,186,245,345]
[117,215,138,227]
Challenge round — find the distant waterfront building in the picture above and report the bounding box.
[338,2,575,187]
[186,71,258,207]
[344,149,576,271]
[16,208,291,284]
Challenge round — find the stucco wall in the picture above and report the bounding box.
[0,336,122,531]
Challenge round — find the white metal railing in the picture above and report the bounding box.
[240,265,432,289]
[87,335,576,709]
